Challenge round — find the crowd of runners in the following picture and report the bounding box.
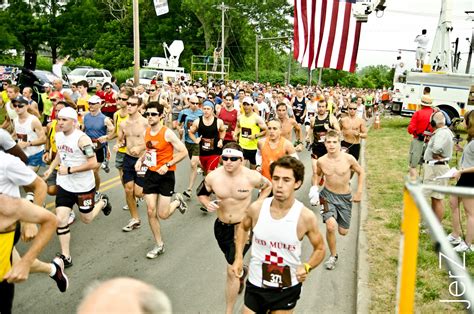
[0,78,382,313]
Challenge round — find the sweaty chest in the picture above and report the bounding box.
[323,160,351,177]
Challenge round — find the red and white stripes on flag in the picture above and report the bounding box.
[293,0,362,72]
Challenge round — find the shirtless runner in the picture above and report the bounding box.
[197,142,272,314]
[308,130,364,270]
[339,103,367,161]
[116,95,149,232]
[275,103,304,152]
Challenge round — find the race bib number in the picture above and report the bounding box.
[241,127,252,138]
[201,138,214,151]
[78,191,95,211]
[143,150,157,167]
[17,133,27,142]
[262,263,291,288]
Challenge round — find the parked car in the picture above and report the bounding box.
[67,67,112,87]
[17,69,71,103]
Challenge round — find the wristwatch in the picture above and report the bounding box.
[165,162,172,167]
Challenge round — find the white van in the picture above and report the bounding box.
[133,67,187,86]
[400,72,474,119]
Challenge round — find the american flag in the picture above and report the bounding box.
[293,0,362,72]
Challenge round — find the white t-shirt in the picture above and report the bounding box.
[0,151,37,197]
[0,129,16,151]
[415,34,429,49]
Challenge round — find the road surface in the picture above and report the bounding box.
[13,143,362,313]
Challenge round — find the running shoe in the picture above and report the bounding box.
[325,255,338,270]
[50,257,69,292]
[123,204,129,211]
[122,218,141,232]
[146,243,165,259]
[175,193,188,214]
[101,161,110,173]
[68,211,76,226]
[200,206,208,213]
[101,194,112,216]
[454,241,474,253]
[123,200,140,211]
[26,192,35,203]
[183,189,192,199]
[447,233,462,246]
[57,253,73,268]
[238,265,248,294]
[197,168,204,175]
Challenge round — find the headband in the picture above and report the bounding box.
[222,148,243,158]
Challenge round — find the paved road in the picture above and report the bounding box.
[13,142,361,313]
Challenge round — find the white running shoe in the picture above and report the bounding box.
[146,244,165,259]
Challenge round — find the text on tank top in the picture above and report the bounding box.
[249,197,303,288]
[261,138,286,181]
[144,126,175,172]
[198,117,220,156]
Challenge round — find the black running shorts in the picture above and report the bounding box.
[56,186,96,214]
[143,170,175,196]
[122,154,144,187]
[245,282,302,313]
[214,218,251,265]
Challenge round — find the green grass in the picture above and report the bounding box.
[365,116,471,313]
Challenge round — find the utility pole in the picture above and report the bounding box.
[255,36,259,82]
[466,11,473,74]
[318,68,322,86]
[132,0,140,86]
[216,2,231,80]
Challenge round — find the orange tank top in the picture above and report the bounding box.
[261,137,286,181]
[144,126,176,172]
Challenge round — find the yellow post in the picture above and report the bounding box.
[397,189,420,313]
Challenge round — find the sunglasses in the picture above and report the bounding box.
[147,89,156,92]
[222,156,240,162]
[12,103,25,108]
[143,112,159,117]
[50,98,58,102]
[127,102,139,107]
[348,108,357,110]
[190,102,199,105]
[118,97,129,101]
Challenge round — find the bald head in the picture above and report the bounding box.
[78,277,172,314]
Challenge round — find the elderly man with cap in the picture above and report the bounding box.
[233,96,267,169]
[43,107,112,268]
[178,95,203,199]
[12,95,46,172]
[189,100,226,174]
[422,111,454,221]
[407,95,436,179]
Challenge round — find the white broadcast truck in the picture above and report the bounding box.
[400,71,474,120]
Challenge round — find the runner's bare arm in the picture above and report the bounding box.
[3,199,57,283]
[253,171,272,200]
[232,205,255,277]
[330,115,340,132]
[103,117,115,141]
[359,119,368,139]
[311,159,324,186]
[164,128,188,165]
[31,118,46,146]
[188,119,200,144]
[349,155,365,202]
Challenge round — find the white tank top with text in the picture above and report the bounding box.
[249,197,303,288]
[55,129,95,193]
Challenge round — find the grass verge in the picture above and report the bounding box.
[365,116,473,312]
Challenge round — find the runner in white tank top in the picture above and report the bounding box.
[232,156,325,313]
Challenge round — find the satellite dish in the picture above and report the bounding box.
[168,40,184,58]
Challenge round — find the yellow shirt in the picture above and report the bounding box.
[239,113,260,150]
[114,111,129,154]
[0,230,15,279]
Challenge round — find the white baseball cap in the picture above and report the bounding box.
[88,95,103,104]
[58,107,78,121]
[197,92,206,98]
[243,96,254,105]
